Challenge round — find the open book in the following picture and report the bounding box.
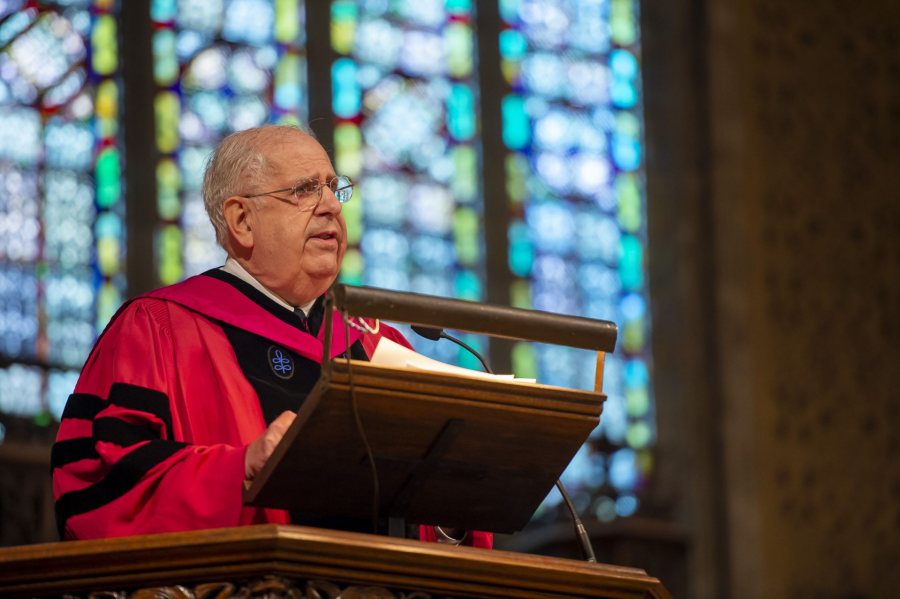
[370,337,537,384]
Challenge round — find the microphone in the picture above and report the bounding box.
[409,325,598,563]
[410,325,493,374]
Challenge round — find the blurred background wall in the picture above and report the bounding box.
[0,1,898,597]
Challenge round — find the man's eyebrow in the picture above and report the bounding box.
[294,172,336,182]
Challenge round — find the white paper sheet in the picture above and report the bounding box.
[369,337,536,384]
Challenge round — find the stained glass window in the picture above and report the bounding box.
[499,0,654,521]
[330,0,485,367]
[0,0,124,425]
[150,0,308,284]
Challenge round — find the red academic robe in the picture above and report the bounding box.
[52,272,492,549]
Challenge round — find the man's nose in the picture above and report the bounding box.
[313,185,342,215]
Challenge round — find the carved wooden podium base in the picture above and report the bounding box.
[0,525,672,598]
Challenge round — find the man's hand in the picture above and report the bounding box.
[245,411,296,480]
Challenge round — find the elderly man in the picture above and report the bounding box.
[51,125,491,549]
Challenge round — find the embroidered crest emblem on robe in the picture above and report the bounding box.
[268,345,294,380]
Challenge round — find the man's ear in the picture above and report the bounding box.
[223,196,255,250]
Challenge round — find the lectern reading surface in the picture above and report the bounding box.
[244,285,617,534]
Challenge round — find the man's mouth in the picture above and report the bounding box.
[310,231,338,242]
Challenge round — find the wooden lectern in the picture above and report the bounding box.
[244,285,619,534]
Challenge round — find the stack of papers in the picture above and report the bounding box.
[370,338,536,384]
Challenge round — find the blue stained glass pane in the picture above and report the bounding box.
[410,236,455,270]
[0,266,38,358]
[45,120,94,170]
[361,228,411,263]
[151,0,177,22]
[454,269,481,300]
[609,448,638,492]
[447,84,475,141]
[411,272,453,297]
[615,494,639,517]
[177,0,224,33]
[499,28,527,59]
[0,107,41,164]
[361,176,408,224]
[332,58,360,118]
[223,0,274,46]
[619,234,643,290]
[0,364,42,417]
[508,221,533,277]
[526,202,575,253]
[578,263,619,297]
[576,213,619,263]
[502,95,530,149]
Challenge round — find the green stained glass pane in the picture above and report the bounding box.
[445,23,473,78]
[154,91,180,153]
[156,158,181,220]
[509,279,531,309]
[331,0,357,54]
[158,225,183,285]
[626,386,649,417]
[451,145,476,200]
[616,174,641,232]
[343,188,362,246]
[97,282,121,329]
[502,94,529,150]
[621,319,644,353]
[505,152,527,203]
[95,147,120,208]
[626,422,652,449]
[447,84,475,141]
[334,123,363,177]
[611,0,638,46]
[339,249,364,285]
[453,208,479,265]
[616,111,640,137]
[275,0,301,43]
[91,15,117,75]
[511,341,536,378]
[96,236,119,276]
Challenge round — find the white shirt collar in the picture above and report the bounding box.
[221,257,316,315]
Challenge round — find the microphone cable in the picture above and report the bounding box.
[343,313,380,535]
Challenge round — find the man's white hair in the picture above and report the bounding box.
[202,124,313,249]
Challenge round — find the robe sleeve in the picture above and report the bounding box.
[51,299,269,540]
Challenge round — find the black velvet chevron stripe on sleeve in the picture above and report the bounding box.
[106,383,175,440]
[60,393,106,421]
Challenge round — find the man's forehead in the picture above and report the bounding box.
[260,130,329,166]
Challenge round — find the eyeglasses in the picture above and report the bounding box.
[242,175,353,211]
